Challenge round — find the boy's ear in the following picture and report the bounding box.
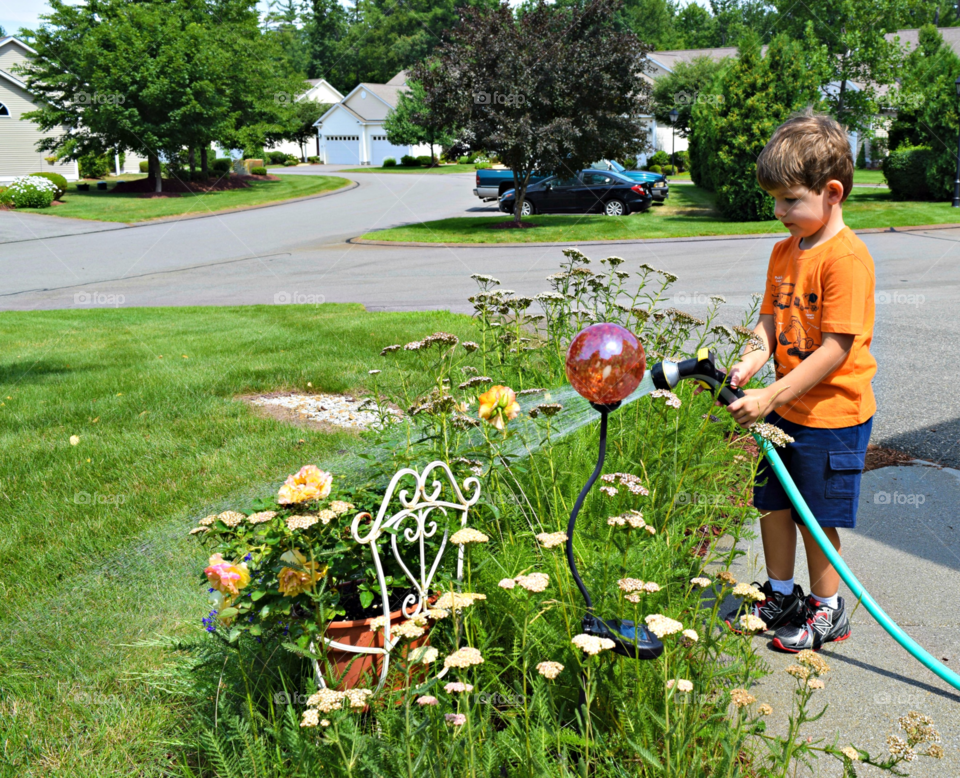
[825,179,845,204]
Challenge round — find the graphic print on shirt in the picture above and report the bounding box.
[774,283,794,309]
[794,292,818,312]
[779,316,818,360]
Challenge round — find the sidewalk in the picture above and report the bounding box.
[715,463,960,776]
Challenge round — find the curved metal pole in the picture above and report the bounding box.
[566,409,609,613]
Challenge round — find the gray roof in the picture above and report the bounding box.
[647,46,741,72]
[357,82,406,110]
[386,70,408,86]
[886,27,960,57]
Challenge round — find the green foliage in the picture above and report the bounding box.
[139,160,149,173]
[689,32,825,221]
[384,79,456,161]
[662,164,677,175]
[307,155,320,163]
[457,155,470,164]
[648,164,662,174]
[856,141,867,169]
[881,145,935,200]
[672,150,690,172]
[400,155,417,167]
[78,152,110,179]
[250,166,268,176]
[212,158,233,174]
[885,24,960,200]
[415,155,432,166]
[1,177,57,208]
[267,151,288,164]
[651,55,727,138]
[382,157,397,167]
[649,150,670,167]
[29,171,67,199]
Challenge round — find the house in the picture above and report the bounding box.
[314,71,430,165]
[267,78,344,159]
[0,36,79,182]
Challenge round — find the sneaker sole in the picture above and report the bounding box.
[771,630,851,654]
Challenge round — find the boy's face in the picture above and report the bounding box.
[765,180,844,239]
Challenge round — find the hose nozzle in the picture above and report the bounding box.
[650,348,745,407]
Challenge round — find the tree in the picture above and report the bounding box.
[307,0,349,90]
[688,32,825,220]
[383,80,456,164]
[415,0,651,225]
[885,24,960,199]
[772,0,906,134]
[19,0,304,192]
[651,56,728,138]
[282,99,330,160]
[264,0,312,77]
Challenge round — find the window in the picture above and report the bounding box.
[0,103,9,117]
[552,176,580,189]
[371,135,388,141]
[325,135,359,141]
[582,173,613,186]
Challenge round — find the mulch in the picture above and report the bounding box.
[110,173,281,198]
[864,443,918,472]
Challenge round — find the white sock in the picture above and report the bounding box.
[812,592,839,609]
[768,576,795,596]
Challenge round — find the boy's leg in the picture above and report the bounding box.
[759,508,797,582]
[799,524,841,599]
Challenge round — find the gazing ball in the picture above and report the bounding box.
[565,323,646,405]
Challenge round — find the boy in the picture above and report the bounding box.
[720,114,876,653]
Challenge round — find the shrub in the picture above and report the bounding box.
[474,161,492,170]
[191,169,210,181]
[649,150,670,168]
[457,155,471,164]
[267,151,287,164]
[856,141,867,170]
[648,164,662,174]
[211,158,232,174]
[661,164,677,175]
[139,160,149,174]
[283,159,298,167]
[689,32,823,220]
[78,152,110,179]
[243,147,265,160]
[307,156,320,164]
[29,172,68,199]
[619,157,637,169]
[881,144,934,200]
[416,155,433,167]
[382,157,397,167]
[250,166,268,176]
[400,155,418,167]
[671,150,690,172]
[0,175,58,208]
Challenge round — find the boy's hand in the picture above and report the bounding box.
[727,387,779,428]
[726,361,753,389]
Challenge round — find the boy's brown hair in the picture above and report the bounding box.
[756,113,854,202]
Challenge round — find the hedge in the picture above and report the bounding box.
[881,145,935,200]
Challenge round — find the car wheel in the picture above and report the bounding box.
[604,199,627,216]
[520,200,535,216]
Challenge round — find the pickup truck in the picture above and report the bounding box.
[473,159,668,202]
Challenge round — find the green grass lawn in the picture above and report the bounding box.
[0,304,479,776]
[362,185,957,244]
[339,163,475,174]
[665,169,886,184]
[20,173,349,224]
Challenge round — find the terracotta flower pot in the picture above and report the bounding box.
[320,605,431,690]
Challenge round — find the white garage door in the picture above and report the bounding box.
[325,135,360,164]
[370,135,407,166]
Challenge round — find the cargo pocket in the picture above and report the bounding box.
[824,450,866,499]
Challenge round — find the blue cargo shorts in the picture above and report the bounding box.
[753,410,873,529]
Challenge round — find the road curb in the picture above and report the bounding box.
[348,221,960,249]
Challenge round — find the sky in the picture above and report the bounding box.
[2,0,712,42]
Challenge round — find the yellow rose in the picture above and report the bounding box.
[278,465,333,505]
[277,549,326,597]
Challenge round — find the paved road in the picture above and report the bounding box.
[2,168,959,467]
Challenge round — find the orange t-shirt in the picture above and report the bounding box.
[759,226,876,428]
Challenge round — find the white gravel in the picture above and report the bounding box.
[250,393,396,430]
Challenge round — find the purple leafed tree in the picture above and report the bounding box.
[414,0,652,225]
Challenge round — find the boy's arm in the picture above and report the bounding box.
[728,314,775,388]
[727,332,854,428]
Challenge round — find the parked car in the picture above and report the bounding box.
[498,170,653,216]
[588,159,669,201]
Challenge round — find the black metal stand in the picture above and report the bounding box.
[564,402,663,661]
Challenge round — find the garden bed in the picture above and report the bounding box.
[110,172,281,196]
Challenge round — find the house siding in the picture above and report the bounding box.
[0,40,28,75]
[343,89,391,121]
[0,79,78,181]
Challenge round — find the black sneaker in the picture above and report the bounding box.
[722,580,805,634]
[772,594,851,653]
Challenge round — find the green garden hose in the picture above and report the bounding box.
[651,349,960,692]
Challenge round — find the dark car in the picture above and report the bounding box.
[588,159,669,201]
[499,170,653,216]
